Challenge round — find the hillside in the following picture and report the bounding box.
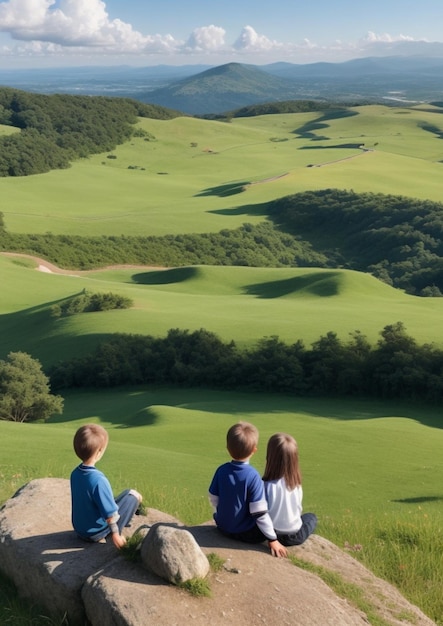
[143,62,313,114]
[143,56,443,114]
[0,88,180,176]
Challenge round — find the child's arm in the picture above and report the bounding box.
[106,512,126,549]
[208,492,219,512]
[250,500,288,558]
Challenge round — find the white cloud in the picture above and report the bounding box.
[184,25,226,52]
[0,2,435,65]
[233,25,281,52]
[361,31,417,44]
[0,0,178,53]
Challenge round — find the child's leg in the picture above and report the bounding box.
[115,489,142,532]
[218,524,267,544]
[277,512,318,546]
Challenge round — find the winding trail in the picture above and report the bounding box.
[1,252,167,275]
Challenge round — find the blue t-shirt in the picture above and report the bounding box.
[209,460,266,534]
[70,464,118,538]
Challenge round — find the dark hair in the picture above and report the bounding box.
[73,423,108,462]
[226,421,258,460]
[262,433,301,490]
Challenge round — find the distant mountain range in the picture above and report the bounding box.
[2,55,443,115]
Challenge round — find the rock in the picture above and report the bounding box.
[0,478,437,626]
[140,523,210,584]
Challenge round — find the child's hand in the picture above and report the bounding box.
[111,533,127,549]
[268,539,287,558]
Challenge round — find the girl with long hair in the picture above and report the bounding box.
[262,432,317,546]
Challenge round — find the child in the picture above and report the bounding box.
[263,432,317,546]
[208,421,287,558]
[70,423,142,549]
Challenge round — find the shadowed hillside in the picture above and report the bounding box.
[143,62,310,114]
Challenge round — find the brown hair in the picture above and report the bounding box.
[226,421,259,460]
[262,433,302,490]
[73,423,109,462]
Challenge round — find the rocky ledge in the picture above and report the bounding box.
[0,479,435,626]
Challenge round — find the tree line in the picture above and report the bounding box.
[48,322,443,404]
[2,188,443,295]
[0,88,179,176]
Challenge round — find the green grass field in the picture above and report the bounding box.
[2,104,443,237]
[2,103,443,623]
[2,254,443,367]
[1,390,443,622]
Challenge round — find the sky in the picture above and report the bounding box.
[0,0,443,69]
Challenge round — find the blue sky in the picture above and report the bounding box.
[0,0,443,69]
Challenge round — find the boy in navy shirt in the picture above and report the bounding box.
[209,421,287,558]
[70,423,142,549]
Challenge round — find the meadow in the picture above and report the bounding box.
[2,254,443,368]
[2,102,443,623]
[1,104,443,237]
[1,390,443,622]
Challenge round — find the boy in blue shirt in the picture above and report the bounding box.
[70,423,142,549]
[209,421,287,558]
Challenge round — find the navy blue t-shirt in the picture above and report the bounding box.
[209,460,267,534]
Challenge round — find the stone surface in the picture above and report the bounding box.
[0,478,437,626]
[140,523,210,584]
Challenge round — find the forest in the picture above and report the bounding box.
[48,321,443,404]
[0,88,179,176]
[1,188,443,296]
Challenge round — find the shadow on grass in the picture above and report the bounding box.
[0,295,120,370]
[244,272,341,298]
[293,108,359,139]
[391,496,443,504]
[48,389,443,431]
[195,181,250,197]
[132,266,199,285]
[207,201,270,217]
[298,143,365,150]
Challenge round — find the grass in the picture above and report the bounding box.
[2,105,443,622]
[1,390,443,622]
[2,256,443,368]
[2,105,443,237]
[178,578,211,597]
[288,556,392,626]
[0,571,68,625]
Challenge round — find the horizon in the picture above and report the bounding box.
[0,0,443,69]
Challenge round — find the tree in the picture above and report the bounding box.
[0,352,64,422]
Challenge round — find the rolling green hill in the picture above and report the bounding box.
[2,104,443,239]
[1,255,443,370]
[2,97,443,623]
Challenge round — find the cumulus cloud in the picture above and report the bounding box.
[184,25,226,52]
[0,2,432,64]
[233,25,281,52]
[0,0,179,53]
[362,31,417,44]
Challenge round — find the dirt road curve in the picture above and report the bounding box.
[1,252,166,275]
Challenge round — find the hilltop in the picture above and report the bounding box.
[143,62,310,114]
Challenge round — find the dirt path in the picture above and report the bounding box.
[1,252,167,275]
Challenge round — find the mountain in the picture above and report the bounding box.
[262,56,443,105]
[141,62,308,115]
[142,56,443,114]
[2,55,443,115]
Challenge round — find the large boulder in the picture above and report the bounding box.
[0,479,436,626]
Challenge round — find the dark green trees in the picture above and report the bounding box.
[0,352,64,422]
